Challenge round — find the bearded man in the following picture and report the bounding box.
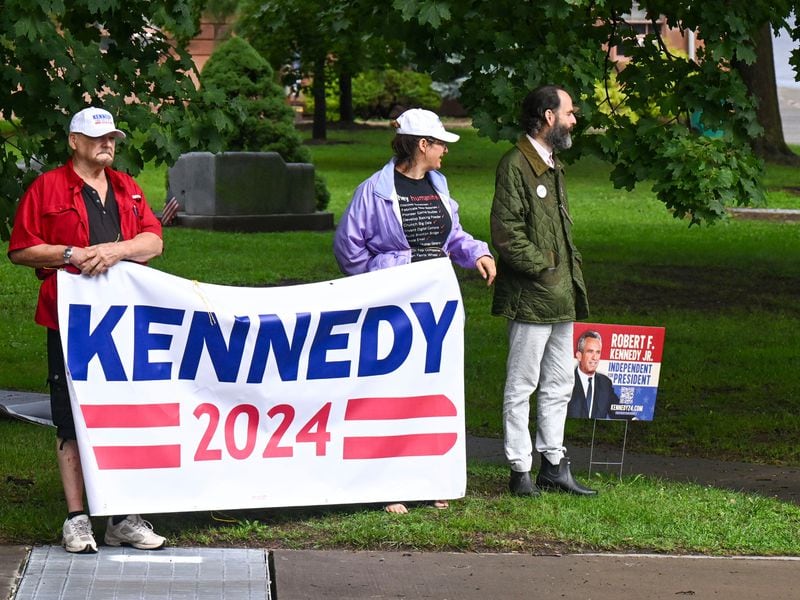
[490,85,597,498]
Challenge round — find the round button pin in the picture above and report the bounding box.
[536,184,547,198]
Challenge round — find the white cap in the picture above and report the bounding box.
[69,107,126,139]
[395,108,459,143]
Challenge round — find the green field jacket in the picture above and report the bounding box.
[490,137,589,323]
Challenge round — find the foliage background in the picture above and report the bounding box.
[201,36,308,162]
[388,0,800,223]
[5,1,800,235]
[305,68,442,121]
[0,0,216,237]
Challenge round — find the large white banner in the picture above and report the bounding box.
[57,259,466,516]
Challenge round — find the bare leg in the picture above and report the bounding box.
[57,439,85,512]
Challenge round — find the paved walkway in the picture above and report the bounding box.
[466,434,800,504]
[778,86,800,144]
[3,546,799,599]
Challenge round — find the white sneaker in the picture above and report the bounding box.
[62,514,98,554]
[104,515,166,550]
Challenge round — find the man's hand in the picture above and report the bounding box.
[73,243,125,276]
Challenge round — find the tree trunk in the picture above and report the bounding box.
[312,54,327,140]
[339,71,354,124]
[734,23,800,165]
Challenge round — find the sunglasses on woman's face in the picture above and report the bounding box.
[425,138,447,150]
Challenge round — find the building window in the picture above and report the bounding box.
[616,18,663,57]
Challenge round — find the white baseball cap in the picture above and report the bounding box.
[69,107,126,139]
[395,108,459,143]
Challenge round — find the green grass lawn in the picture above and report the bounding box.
[1,124,799,553]
[2,419,798,555]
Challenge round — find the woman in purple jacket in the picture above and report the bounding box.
[334,108,496,513]
[334,109,495,280]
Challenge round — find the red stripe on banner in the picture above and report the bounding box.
[93,445,181,469]
[344,395,456,420]
[343,433,457,459]
[82,404,180,428]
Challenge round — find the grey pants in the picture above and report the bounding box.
[503,320,574,472]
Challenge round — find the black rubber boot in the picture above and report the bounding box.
[509,470,540,496]
[535,454,598,496]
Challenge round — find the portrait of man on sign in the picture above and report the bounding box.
[567,330,620,420]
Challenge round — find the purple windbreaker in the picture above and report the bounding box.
[333,159,491,274]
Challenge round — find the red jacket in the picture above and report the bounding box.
[8,159,162,329]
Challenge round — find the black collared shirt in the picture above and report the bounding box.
[82,175,122,244]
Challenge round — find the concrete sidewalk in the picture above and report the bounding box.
[2,546,799,599]
[778,86,800,144]
[272,550,800,600]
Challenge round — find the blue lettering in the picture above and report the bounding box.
[67,304,128,381]
[67,300,459,384]
[307,309,360,380]
[133,306,185,381]
[179,313,250,383]
[411,300,458,373]
[358,305,412,377]
[247,313,311,383]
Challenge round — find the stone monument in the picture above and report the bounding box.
[168,151,333,232]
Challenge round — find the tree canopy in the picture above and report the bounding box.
[235,0,404,139]
[0,0,217,237]
[235,0,337,139]
[201,36,309,161]
[3,0,800,232]
[390,0,800,224]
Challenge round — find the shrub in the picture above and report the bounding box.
[594,71,639,123]
[305,68,442,121]
[354,69,441,119]
[200,36,329,210]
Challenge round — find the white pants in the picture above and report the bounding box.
[503,320,574,472]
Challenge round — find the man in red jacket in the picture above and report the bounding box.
[8,107,167,554]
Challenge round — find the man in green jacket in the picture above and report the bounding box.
[491,85,596,497]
